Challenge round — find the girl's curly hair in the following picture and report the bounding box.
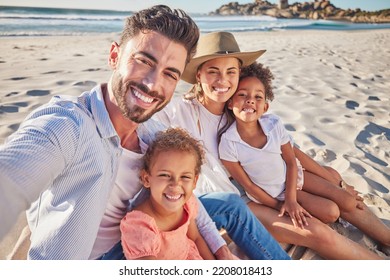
[143,127,205,175]
[239,61,274,102]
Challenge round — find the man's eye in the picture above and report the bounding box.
[135,57,152,66]
[165,72,178,81]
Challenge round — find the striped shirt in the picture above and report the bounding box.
[0,85,224,259]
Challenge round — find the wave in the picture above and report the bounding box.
[0,15,125,21]
[1,6,389,36]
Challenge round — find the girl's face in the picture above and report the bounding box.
[229,76,269,123]
[141,150,198,215]
[196,57,240,112]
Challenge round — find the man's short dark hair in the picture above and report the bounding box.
[120,5,199,63]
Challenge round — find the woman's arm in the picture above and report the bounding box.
[221,159,282,210]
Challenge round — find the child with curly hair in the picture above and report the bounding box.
[121,128,226,260]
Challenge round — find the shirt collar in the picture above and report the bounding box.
[88,84,118,140]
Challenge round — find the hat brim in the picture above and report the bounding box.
[181,49,266,84]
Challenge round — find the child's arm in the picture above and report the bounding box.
[221,159,283,210]
[187,217,216,260]
[280,142,312,229]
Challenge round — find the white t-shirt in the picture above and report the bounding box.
[89,142,147,259]
[153,96,239,195]
[219,114,291,199]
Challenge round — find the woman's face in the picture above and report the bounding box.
[196,57,240,110]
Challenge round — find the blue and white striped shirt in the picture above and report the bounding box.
[0,85,224,259]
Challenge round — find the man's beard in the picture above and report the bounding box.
[111,71,167,123]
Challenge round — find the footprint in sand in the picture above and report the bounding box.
[306,148,337,163]
[5,92,20,97]
[355,122,389,168]
[285,123,305,132]
[368,96,380,101]
[0,102,29,113]
[26,90,51,96]
[346,100,359,110]
[42,70,63,75]
[73,81,97,87]
[83,68,101,72]
[9,77,28,81]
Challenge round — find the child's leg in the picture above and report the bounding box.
[302,171,357,212]
[303,172,390,246]
[340,203,390,246]
[294,147,361,198]
[296,190,339,224]
[247,202,382,259]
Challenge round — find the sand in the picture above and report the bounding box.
[0,29,389,260]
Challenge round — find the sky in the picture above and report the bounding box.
[1,0,389,14]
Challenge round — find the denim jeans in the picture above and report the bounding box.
[198,192,290,260]
[99,192,290,260]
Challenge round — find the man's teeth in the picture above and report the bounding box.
[134,90,153,103]
[165,194,182,200]
[243,108,255,113]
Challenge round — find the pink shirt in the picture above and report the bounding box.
[120,194,203,260]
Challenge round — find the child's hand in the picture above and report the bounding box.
[279,200,312,229]
[341,182,365,210]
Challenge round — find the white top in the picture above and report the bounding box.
[219,114,291,199]
[153,96,239,195]
[89,146,146,259]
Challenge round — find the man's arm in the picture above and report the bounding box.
[0,109,78,240]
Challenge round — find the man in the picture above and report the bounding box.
[0,5,289,260]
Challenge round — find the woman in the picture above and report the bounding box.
[153,31,387,259]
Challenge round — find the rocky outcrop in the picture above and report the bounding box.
[210,0,390,23]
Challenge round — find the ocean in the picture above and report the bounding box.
[1,5,389,36]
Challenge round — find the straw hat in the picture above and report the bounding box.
[181,31,266,84]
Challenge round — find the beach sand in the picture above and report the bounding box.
[0,29,389,260]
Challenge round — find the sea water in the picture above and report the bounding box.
[1,6,389,36]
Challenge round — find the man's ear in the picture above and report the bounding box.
[108,42,120,70]
[140,169,151,188]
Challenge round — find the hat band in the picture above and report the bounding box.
[216,50,239,54]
